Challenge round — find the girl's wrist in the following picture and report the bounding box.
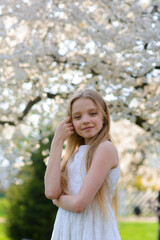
[52,138,64,147]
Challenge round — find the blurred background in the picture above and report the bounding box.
[0,0,160,239]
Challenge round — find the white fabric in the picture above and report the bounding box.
[51,144,121,240]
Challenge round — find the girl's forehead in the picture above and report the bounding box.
[72,97,96,106]
[71,98,98,113]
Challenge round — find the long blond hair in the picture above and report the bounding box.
[61,89,112,218]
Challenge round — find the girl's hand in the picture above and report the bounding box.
[52,194,78,212]
[53,116,74,144]
[52,199,60,207]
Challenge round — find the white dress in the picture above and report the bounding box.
[51,145,121,240]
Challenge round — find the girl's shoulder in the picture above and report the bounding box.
[97,140,116,151]
[95,141,119,168]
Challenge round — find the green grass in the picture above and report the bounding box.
[0,221,158,240]
[0,197,11,240]
[0,223,11,240]
[0,197,159,240]
[119,221,158,240]
[0,197,8,217]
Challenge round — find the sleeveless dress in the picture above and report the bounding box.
[51,145,121,240]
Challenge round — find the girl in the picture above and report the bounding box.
[44,89,121,240]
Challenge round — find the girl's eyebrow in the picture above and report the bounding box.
[72,108,98,116]
[72,111,81,116]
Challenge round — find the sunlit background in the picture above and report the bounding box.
[0,0,160,239]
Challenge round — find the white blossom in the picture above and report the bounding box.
[0,0,160,189]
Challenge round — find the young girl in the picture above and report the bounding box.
[44,89,121,240]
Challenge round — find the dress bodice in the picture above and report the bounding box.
[67,144,120,200]
[51,144,121,240]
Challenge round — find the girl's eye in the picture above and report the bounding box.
[74,116,81,120]
[90,112,97,116]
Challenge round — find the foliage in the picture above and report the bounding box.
[5,133,57,240]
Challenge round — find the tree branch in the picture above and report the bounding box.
[18,96,41,121]
[131,65,160,80]
[0,92,69,126]
[0,121,16,126]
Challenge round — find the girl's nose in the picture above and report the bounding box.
[82,115,90,123]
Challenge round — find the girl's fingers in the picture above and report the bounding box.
[54,117,74,142]
[68,127,74,133]
[68,125,74,135]
[65,123,74,131]
[66,123,74,128]
[52,199,59,207]
[63,116,71,123]
[65,123,72,127]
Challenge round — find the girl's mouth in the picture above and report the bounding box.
[83,127,93,131]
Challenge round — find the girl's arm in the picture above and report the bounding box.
[53,141,119,212]
[44,117,74,199]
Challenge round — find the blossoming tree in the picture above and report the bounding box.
[0,0,159,188]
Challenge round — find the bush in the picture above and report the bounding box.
[6,135,57,240]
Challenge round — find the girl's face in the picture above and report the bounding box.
[71,98,104,144]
